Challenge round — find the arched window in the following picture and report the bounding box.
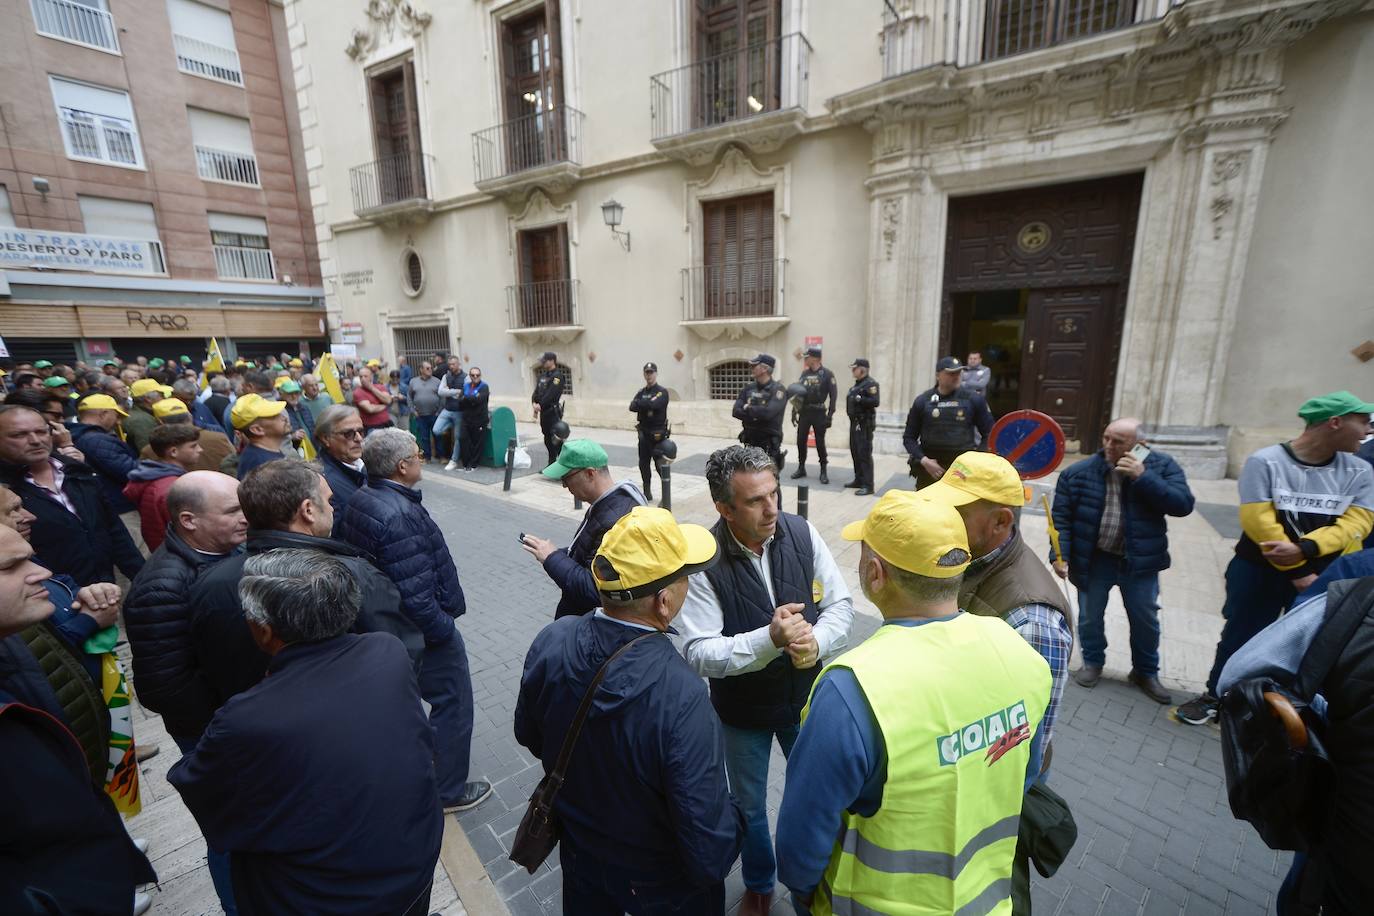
[708,360,751,400]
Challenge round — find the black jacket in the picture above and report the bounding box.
[69,423,138,514]
[733,379,787,436]
[542,482,646,618]
[902,385,993,459]
[0,454,144,585]
[515,614,743,887]
[125,528,236,738]
[457,380,490,425]
[189,529,425,712]
[629,384,670,431]
[318,450,366,528]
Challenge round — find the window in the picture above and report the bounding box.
[208,212,273,280]
[693,0,781,127]
[500,4,565,170]
[515,225,572,327]
[701,192,775,317]
[51,77,143,168]
[78,195,165,271]
[403,250,424,295]
[709,360,752,400]
[188,108,258,185]
[31,0,119,52]
[0,186,14,227]
[168,0,243,85]
[366,61,426,203]
[983,0,1133,60]
[533,362,574,397]
[394,326,449,369]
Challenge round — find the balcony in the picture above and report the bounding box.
[473,106,585,197]
[213,245,275,281]
[505,279,584,344]
[679,258,790,341]
[195,146,259,186]
[59,108,141,167]
[650,32,811,164]
[174,33,244,86]
[31,0,119,52]
[349,153,435,224]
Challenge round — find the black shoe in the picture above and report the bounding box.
[1129,671,1172,705]
[442,780,493,813]
[855,487,873,496]
[790,466,807,480]
[819,467,829,485]
[1072,665,1103,688]
[1176,693,1219,726]
[843,480,861,488]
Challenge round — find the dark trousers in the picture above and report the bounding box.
[414,413,437,459]
[1204,555,1302,695]
[459,420,486,468]
[561,842,724,916]
[796,410,829,467]
[910,447,963,490]
[419,626,475,805]
[1076,549,1162,676]
[636,430,658,493]
[172,735,239,915]
[848,416,874,487]
[540,410,562,465]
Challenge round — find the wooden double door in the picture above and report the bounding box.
[1019,286,1115,443]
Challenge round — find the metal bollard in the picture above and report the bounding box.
[502,437,517,492]
[796,484,809,520]
[658,464,671,512]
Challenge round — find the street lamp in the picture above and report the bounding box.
[601,199,631,252]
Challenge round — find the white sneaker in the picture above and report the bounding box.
[133,837,150,855]
[444,461,458,471]
[133,891,152,916]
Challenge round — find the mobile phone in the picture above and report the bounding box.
[1129,443,1151,461]
[517,532,527,545]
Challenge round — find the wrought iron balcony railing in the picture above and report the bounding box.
[349,153,434,216]
[195,145,259,186]
[506,279,580,330]
[650,32,811,142]
[174,33,244,86]
[31,0,119,51]
[473,105,584,185]
[213,244,275,281]
[682,259,787,321]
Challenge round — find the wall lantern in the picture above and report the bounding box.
[600,199,631,252]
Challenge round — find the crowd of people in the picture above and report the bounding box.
[0,341,1371,916]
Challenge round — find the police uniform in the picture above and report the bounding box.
[845,359,880,494]
[733,354,788,473]
[902,358,993,490]
[793,347,838,483]
[629,362,670,498]
[531,352,565,465]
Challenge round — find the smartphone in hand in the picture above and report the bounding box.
[1129,442,1151,462]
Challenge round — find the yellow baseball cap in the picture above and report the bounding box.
[289,358,304,367]
[919,451,1028,508]
[152,399,190,419]
[230,393,287,430]
[366,359,381,368]
[130,379,164,399]
[841,490,970,578]
[273,375,293,389]
[77,394,127,417]
[592,507,719,601]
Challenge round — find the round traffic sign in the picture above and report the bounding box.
[987,409,1066,480]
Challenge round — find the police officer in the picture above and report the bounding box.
[531,351,565,467]
[732,354,788,474]
[629,361,670,501]
[844,358,880,496]
[790,346,837,485]
[902,355,993,490]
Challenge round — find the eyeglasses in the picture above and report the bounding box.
[334,428,364,440]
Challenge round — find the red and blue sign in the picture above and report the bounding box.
[987,410,1065,480]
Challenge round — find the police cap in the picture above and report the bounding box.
[749,353,776,369]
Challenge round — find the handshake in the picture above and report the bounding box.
[769,603,819,669]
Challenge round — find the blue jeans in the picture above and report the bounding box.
[1205,556,1300,695]
[1075,549,1162,676]
[171,735,238,915]
[414,413,437,458]
[722,722,799,893]
[432,409,462,460]
[561,841,725,915]
[419,625,475,804]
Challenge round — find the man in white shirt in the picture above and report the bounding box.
[676,445,855,916]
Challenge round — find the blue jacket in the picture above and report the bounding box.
[69,423,138,514]
[514,613,743,887]
[335,479,465,646]
[318,451,365,525]
[188,397,225,434]
[1051,449,1195,585]
[168,634,440,916]
[542,482,645,618]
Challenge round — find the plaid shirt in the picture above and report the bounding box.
[1005,604,1073,748]
[1096,465,1125,554]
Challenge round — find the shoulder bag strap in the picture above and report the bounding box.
[547,630,660,787]
[1293,577,1374,700]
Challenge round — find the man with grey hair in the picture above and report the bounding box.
[299,373,335,422]
[171,378,225,434]
[336,428,489,812]
[313,404,367,519]
[169,549,443,916]
[676,444,855,915]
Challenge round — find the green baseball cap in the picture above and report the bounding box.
[179,355,192,364]
[33,360,52,369]
[278,379,302,394]
[1298,391,1374,424]
[42,376,70,388]
[541,439,609,480]
[148,358,165,368]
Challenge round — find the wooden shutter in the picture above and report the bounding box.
[703,192,773,317]
[401,61,424,197]
[368,74,390,160]
[517,226,570,325]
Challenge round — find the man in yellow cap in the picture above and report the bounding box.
[515,507,743,914]
[141,399,235,474]
[124,378,165,454]
[776,492,1051,916]
[231,394,290,480]
[70,394,139,514]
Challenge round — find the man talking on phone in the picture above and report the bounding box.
[1050,418,1195,704]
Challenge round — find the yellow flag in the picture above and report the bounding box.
[317,352,345,404]
[299,435,317,460]
[202,337,226,391]
[1041,493,1063,563]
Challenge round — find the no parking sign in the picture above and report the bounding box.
[988,410,1065,480]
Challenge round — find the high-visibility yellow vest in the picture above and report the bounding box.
[806,613,1051,916]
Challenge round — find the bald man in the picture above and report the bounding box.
[1049,418,1195,703]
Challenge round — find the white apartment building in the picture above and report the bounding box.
[283,0,1374,476]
